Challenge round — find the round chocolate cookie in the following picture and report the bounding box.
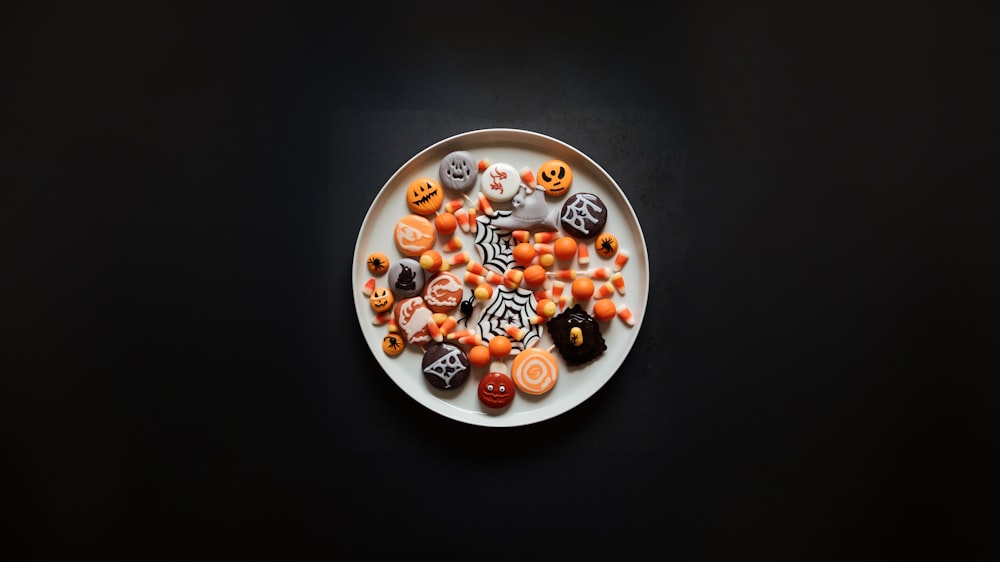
[438,150,478,192]
[421,341,471,390]
[547,304,607,366]
[559,192,607,239]
[388,257,426,299]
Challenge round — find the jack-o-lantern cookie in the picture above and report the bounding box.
[537,159,573,197]
[369,286,394,313]
[406,178,444,215]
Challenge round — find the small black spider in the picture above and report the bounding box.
[598,236,615,256]
[386,336,401,350]
[367,255,387,273]
[457,291,476,326]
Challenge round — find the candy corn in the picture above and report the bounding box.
[613,249,630,272]
[447,251,470,266]
[577,244,590,266]
[477,192,494,217]
[438,315,457,337]
[371,311,392,325]
[595,281,615,299]
[617,304,635,327]
[587,267,611,280]
[444,198,464,213]
[610,272,626,295]
[426,315,443,342]
[533,231,558,244]
[467,208,477,233]
[511,230,531,244]
[441,237,463,252]
[419,250,443,273]
[362,277,375,296]
[505,324,526,341]
[477,158,491,172]
[455,208,470,233]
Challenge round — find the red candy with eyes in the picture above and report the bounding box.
[478,371,515,409]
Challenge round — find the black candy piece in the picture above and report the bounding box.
[547,304,607,367]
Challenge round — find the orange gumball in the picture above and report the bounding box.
[434,212,457,236]
[553,236,577,261]
[571,276,595,301]
[468,345,492,367]
[592,298,617,321]
[522,264,547,287]
[512,242,536,267]
[488,336,512,359]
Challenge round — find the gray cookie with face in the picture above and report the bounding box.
[438,150,478,192]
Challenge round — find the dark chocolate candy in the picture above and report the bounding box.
[421,341,470,390]
[547,304,607,366]
[559,192,607,239]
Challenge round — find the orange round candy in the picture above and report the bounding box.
[553,236,577,261]
[488,335,512,359]
[595,233,619,258]
[512,242,536,267]
[468,344,492,367]
[382,333,405,356]
[434,212,457,236]
[522,264,547,287]
[592,298,617,321]
[571,276,595,301]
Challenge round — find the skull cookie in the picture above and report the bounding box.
[438,150,478,192]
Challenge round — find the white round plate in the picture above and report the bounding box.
[353,129,648,427]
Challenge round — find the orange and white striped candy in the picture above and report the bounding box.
[454,208,470,233]
[577,244,590,266]
[610,272,626,295]
[617,304,635,327]
[511,348,559,395]
[613,249,630,272]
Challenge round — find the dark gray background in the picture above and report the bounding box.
[3,1,994,560]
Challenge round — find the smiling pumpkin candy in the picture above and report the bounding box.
[406,178,443,215]
[536,159,573,197]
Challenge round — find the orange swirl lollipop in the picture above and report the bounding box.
[511,347,559,395]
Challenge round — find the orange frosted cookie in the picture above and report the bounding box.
[393,214,436,257]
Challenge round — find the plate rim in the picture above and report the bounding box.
[353,128,649,427]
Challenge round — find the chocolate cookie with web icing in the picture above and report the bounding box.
[559,192,607,239]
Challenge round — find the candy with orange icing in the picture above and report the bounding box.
[393,214,436,257]
[366,252,390,275]
[594,233,618,258]
[369,286,394,313]
[536,159,572,197]
[406,178,443,215]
